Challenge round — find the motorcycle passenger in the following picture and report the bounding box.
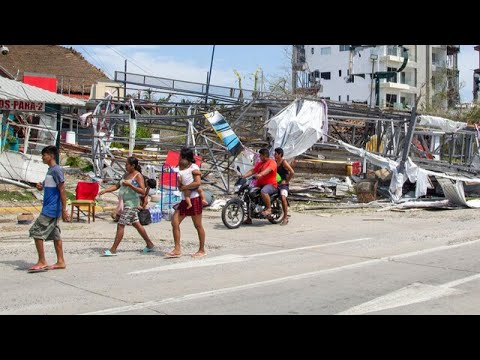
[274,147,295,226]
[242,148,277,224]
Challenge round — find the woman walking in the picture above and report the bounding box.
[99,157,155,256]
[164,147,206,259]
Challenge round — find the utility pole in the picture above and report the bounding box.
[205,45,216,107]
[124,59,127,100]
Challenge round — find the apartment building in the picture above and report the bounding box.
[474,45,480,102]
[292,45,460,110]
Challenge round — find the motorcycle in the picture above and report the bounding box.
[221,176,285,229]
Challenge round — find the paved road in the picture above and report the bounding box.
[0,208,479,314]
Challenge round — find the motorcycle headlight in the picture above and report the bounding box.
[234,184,241,193]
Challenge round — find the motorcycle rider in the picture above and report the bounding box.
[241,148,277,224]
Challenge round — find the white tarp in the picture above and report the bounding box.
[233,147,257,175]
[266,99,328,160]
[337,140,480,204]
[417,115,467,133]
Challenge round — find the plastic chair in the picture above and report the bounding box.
[70,181,99,223]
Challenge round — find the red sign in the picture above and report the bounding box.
[23,75,57,93]
[0,99,45,112]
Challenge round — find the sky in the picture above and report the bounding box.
[67,45,478,103]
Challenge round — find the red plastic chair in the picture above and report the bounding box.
[70,181,99,223]
[161,150,203,188]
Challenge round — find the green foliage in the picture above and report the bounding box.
[66,156,83,168]
[136,125,152,139]
[109,142,126,149]
[66,191,75,202]
[82,164,94,172]
[0,190,35,202]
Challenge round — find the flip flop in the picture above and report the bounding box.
[47,265,66,270]
[102,250,117,257]
[27,265,49,273]
[191,252,207,259]
[164,252,182,259]
[142,247,155,253]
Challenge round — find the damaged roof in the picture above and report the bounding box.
[0,77,85,106]
[0,45,109,95]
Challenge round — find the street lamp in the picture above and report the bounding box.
[370,54,378,108]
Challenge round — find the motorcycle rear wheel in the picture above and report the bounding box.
[221,198,245,229]
[268,198,284,224]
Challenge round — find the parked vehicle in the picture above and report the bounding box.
[221,176,284,229]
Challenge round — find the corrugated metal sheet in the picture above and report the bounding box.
[0,77,85,106]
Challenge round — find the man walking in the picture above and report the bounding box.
[28,146,69,272]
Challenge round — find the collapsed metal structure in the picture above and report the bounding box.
[80,71,480,196]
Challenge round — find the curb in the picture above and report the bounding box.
[0,205,116,215]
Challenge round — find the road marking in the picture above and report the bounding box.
[128,238,373,274]
[337,273,480,315]
[84,260,381,315]
[337,283,465,315]
[88,238,480,315]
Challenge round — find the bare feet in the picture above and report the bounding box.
[48,263,66,270]
[261,209,272,217]
[192,251,206,258]
[27,263,49,272]
[164,251,182,258]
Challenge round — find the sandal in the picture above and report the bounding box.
[280,219,289,226]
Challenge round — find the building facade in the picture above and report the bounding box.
[474,45,480,102]
[292,45,460,110]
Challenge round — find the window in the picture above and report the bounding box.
[311,47,314,55]
[320,47,331,55]
[320,72,331,80]
[339,70,342,77]
[347,95,350,101]
[339,45,349,52]
[339,95,341,101]
[400,72,406,84]
[387,46,398,56]
[386,94,397,107]
[387,67,398,83]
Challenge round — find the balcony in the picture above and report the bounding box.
[378,82,416,93]
[380,55,416,68]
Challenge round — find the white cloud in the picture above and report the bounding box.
[75,45,251,93]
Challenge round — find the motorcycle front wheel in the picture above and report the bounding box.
[221,198,245,229]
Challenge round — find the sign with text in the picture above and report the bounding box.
[0,99,45,112]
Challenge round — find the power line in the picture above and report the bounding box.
[79,46,113,79]
[105,45,156,76]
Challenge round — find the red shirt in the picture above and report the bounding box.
[253,158,277,187]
